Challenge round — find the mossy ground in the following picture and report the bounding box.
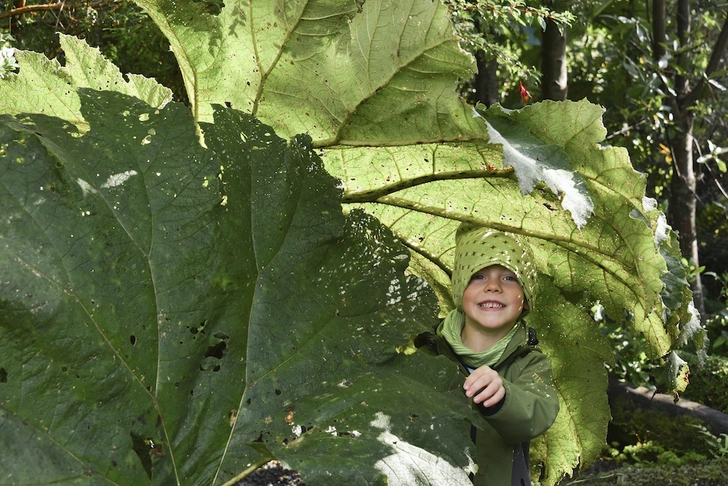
[556,374,728,486]
[558,457,728,485]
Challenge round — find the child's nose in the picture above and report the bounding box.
[484,279,501,292]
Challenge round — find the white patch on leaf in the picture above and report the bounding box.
[76,178,98,197]
[485,121,594,228]
[369,412,473,485]
[101,170,138,189]
[642,196,658,212]
[654,214,670,246]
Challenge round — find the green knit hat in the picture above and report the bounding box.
[451,225,539,312]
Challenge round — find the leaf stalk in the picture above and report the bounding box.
[342,168,515,203]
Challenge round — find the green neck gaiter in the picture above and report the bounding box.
[440,309,520,370]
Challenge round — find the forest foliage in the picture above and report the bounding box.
[0,0,707,484]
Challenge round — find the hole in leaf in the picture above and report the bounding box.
[204,341,228,359]
[130,432,153,479]
[130,335,137,346]
[0,368,7,383]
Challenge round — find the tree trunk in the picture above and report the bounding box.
[540,18,568,101]
[472,50,500,108]
[668,109,704,317]
[667,0,705,319]
[652,0,666,60]
[609,380,728,436]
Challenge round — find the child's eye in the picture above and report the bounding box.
[470,274,485,281]
[504,275,517,282]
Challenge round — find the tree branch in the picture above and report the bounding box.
[341,168,515,203]
[0,0,115,20]
[0,2,63,20]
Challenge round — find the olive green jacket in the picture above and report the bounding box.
[416,323,559,486]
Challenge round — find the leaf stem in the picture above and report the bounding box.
[342,168,515,203]
[392,229,453,278]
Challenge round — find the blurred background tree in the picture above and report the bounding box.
[447,0,728,330]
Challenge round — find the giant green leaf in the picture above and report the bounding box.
[0,91,486,484]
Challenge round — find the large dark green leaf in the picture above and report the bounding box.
[0,91,479,485]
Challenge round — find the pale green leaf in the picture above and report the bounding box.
[133,0,487,144]
[0,34,171,132]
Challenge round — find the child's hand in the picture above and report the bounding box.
[463,365,505,408]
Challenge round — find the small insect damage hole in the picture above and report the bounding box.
[189,320,207,336]
[130,335,137,346]
[0,368,7,383]
[200,330,230,371]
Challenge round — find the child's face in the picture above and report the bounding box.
[462,264,528,338]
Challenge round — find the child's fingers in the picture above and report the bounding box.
[463,367,497,393]
[463,368,505,406]
[473,385,505,407]
[463,365,494,390]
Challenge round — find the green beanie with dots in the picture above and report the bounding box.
[451,224,539,312]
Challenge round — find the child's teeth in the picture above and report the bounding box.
[480,302,503,308]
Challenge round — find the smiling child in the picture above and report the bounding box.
[417,224,559,486]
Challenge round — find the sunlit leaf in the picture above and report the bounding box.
[0,35,171,133]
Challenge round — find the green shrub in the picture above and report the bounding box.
[681,354,728,413]
[608,395,716,455]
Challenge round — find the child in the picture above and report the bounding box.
[416,224,559,486]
